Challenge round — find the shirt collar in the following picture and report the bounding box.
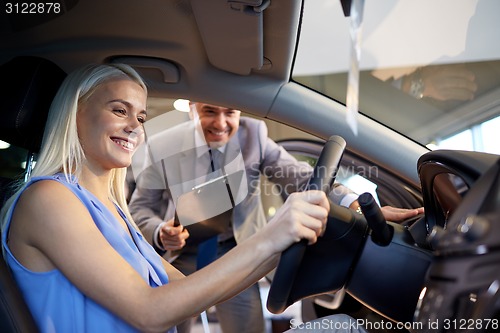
[194,123,227,157]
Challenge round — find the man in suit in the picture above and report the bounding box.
[128,101,423,333]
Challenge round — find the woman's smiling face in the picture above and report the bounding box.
[77,78,147,172]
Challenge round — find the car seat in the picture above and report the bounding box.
[0,56,66,333]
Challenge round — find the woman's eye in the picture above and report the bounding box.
[137,116,146,124]
[114,109,126,115]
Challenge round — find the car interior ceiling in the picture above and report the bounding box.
[0,0,296,107]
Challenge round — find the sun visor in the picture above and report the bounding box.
[190,0,270,75]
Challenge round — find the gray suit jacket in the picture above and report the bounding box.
[129,116,355,249]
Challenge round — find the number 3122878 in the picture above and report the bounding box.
[5,2,61,14]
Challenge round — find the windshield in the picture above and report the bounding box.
[293,0,500,154]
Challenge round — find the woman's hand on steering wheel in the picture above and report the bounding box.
[261,190,329,253]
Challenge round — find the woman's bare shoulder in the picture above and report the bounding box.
[18,178,74,205]
[14,178,86,226]
[9,179,87,271]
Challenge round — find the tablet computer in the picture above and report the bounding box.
[175,170,245,245]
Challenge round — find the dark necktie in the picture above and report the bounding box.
[209,148,223,174]
[196,148,222,269]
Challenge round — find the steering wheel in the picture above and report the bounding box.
[267,135,346,314]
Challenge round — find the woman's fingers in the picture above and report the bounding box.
[283,191,329,244]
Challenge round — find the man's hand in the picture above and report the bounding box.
[350,200,424,223]
[158,219,190,251]
[380,206,424,222]
[419,65,477,101]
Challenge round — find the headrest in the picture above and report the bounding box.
[0,56,66,152]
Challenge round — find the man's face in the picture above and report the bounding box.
[193,102,241,148]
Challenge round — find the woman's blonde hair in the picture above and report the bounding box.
[1,63,147,230]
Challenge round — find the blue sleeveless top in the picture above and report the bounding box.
[1,174,176,333]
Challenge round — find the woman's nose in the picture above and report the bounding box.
[125,118,144,136]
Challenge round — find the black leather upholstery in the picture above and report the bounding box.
[0,56,66,333]
[0,56,66,152]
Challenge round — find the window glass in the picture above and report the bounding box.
[437,130,474,151]
[293,0,500,154]
[481,116,500,154]
[336,167,380,205]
